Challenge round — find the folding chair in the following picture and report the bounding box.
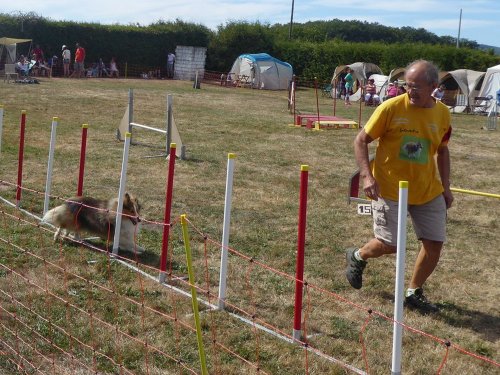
[3,64,19,83]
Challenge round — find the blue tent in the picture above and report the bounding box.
[228,53,293,90]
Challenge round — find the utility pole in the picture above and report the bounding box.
[456,8,462,48]
[289,0,295,39]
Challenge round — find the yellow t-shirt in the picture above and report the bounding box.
[364,94,451,204]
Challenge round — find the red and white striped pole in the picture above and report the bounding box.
[16,110,27,208]
[159,143,177,283]
[293,164,309,341]
[77,124,88,197]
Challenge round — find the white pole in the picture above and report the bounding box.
[43,117,59,215]
[128,88,134,133]
[218,153,236,309]
[112,132,131,255]
[0,105,4,154]
[391,181,409,375]
[166,94,173,154]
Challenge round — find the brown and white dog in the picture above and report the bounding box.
[42,193,145,253]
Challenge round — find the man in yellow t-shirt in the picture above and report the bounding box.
[347,60,454,314]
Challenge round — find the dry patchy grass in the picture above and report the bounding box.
[0,77,498,374]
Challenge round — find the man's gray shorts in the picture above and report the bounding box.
[372,195,446,247]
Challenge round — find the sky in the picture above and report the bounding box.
[2,0,500,47]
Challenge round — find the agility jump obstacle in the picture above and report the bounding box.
[289,76,359,130]
[116,88,186,159]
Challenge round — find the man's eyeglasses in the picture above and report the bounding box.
[405,83,427,92]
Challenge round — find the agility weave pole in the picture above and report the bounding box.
[293,165,308,341]
[77,124,88,197]
[16,111,26,208]
[218,152,236,309]
[391,181,409,375]
[116,89,185,159]
[159,143,178,283]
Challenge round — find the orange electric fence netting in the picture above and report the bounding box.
[0,184,499,374]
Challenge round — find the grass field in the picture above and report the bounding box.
[0,77,499,374]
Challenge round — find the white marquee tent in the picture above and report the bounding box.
[477,64,500,112]
[0,37,32,65]
[439,69,485,112]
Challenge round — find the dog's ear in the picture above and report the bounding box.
[124,192,131,203]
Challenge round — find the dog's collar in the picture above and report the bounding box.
[129,216,141,226]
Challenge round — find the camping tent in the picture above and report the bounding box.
[476,64,500,112]
[368,68,406,101]
[331,62,383,101]
[439,69,485,112]
[0,37,32,65]
[228,53,293,90]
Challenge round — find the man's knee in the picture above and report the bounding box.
[421,239,443,253]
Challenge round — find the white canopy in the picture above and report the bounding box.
[439,69,485,112]
[0,37,32,64]
[477,64,500,112]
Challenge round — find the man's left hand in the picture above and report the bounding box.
[443,188,454,209]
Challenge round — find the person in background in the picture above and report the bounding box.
[347,60,453,314]
[98,58,109,77]
[167,52,175,78]
[384,81,399,101]
[364,78,380,106]
[71,42,86,78]
[432,84,446,101]
[16,55,30,77]
[109,57,119,78]
[62,45,71,77]
[344,67,354,106]
[32,44,44,64]
[47,55,58,77]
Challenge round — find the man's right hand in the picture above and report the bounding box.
[362,175,380,201]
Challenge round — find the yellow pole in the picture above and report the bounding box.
[451,187,500,199]
[180,214,208,375]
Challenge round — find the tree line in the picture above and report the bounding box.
[1,13,499,81]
